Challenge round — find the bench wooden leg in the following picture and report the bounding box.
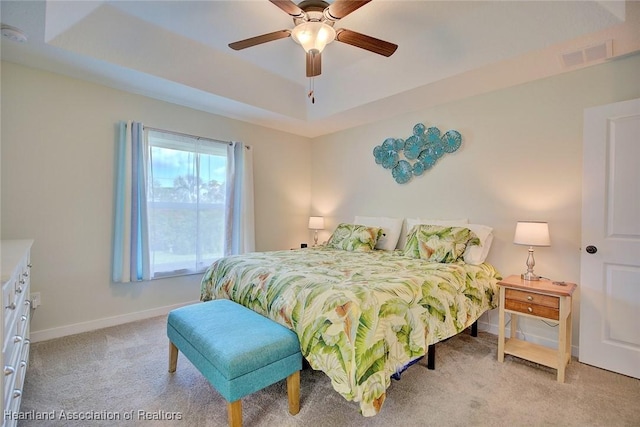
[227,400,242,427]
[168,342,178,373]
[286,371,300,415]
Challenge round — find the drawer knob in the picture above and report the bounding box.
[527,295,533,301]
[527,307,533,313]
[13,389,22,399]
[6,303,16,310]
[13,335,23,344]
[23,271,29,277]
[16,286,23,294]
[4,366,15,376]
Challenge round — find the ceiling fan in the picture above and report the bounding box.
[228,0,398,79]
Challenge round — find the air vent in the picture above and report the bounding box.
[560,40,613,69]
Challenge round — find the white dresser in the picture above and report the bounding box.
[1,240,33,426]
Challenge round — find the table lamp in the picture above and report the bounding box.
[513,221,550,281]
[308,216,324,247]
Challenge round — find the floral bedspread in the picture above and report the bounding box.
[200,247,500,416]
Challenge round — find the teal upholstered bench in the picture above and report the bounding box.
[167,300,302,427]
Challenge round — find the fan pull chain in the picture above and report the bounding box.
[308,77,315,104]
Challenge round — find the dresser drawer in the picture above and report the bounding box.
[16,300,30,340]
[505,288,559,308]
[12,341,30,404]
[3,332,23,407]
[3,276,17,333]
[504,299,560,320]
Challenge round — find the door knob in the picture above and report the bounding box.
[586,245,597,254]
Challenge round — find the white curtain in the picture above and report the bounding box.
[225,142,255,255]
[112,121,151,282]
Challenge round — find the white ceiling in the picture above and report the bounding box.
[1,1,638,137]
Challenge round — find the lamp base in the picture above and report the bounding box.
[521,272,541,281]
[521,247,541,281]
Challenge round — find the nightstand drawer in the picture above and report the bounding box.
[504,299,559,320]
[505,289,559,308]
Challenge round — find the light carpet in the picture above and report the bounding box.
[18,315,640,426]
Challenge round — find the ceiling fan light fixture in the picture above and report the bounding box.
[291,21,336,53]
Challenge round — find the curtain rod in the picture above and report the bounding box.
[144,125,244,147]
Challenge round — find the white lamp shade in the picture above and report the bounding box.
[513,221,550,246]
[308,216,325,230]
[291,22,336,53]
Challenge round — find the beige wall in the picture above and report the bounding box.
[1,62,311,339]
[310,53,640,350]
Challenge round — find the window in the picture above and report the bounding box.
[147,129,227,277]
[112,121,253,284]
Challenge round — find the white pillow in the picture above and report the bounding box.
[462,224,494,265]
[405,218,469,233]
[354,216,403,251]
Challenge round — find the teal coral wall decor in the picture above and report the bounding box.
[373,123,462,183]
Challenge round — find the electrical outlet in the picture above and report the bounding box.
[31,292,41,309]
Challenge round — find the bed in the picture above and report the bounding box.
[200,222,501,416]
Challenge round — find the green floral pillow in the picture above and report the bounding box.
[326,223,383,252]
[404,225,480,263]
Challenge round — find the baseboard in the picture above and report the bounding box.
[30,305,580,357]
[29,301,198,343]
[477,319,579,358]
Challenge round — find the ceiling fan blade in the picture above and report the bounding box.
[228,30,291,50]
[335,29,397,57]
[326,0,372,20]
[269,0,305,18]
[306,51,322,77]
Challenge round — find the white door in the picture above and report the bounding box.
[579,98,640,379]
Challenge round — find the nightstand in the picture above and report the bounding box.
[497,274,577,383]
